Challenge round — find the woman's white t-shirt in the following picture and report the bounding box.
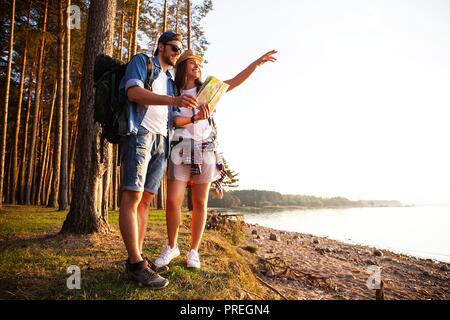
[174,87,213,141]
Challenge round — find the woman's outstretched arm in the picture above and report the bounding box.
[224,50,277,92]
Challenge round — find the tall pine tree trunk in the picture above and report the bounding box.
[118,1,125,61]
[49,0,65,208]
[20,54,36,204]
[163,0,168,32]
[38,80,57,206]
[59,0,71,210]
[68,80,81,203]
[31,109,43,204]
[10,0,32,204]
[130,0,141,56]
[186,0,191,50]
[175,0,181,33]
[61,0,117,234]
[0,0,15,207]
[25,0,49,205]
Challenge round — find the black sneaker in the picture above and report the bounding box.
[125,256,169,275]
[144,257,170,275]
[127,260,169,289]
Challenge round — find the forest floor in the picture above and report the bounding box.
[0,205,273,300]
[0,206,449,300]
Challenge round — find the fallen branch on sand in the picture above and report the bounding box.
[260,256,332,287]
[255,275,288,300]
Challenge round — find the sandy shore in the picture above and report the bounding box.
[243,223,450,300]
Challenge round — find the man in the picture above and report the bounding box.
[118,31,198,289]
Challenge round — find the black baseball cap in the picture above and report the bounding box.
[154,31,183,56]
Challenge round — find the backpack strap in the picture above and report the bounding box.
[143,54,155,90]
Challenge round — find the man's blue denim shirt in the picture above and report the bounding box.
[119,54,177,140]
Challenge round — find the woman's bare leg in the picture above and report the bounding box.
[166,179,187,248]
[190,182,211,251]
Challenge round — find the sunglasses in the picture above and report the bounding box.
[165,43,183,54]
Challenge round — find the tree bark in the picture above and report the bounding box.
[0,0,16,207]
[118,1,125,61]
[32,108,43,204]
[45,148,53,206]
[68,80,81,203]
[175,0,181,33]
[10,0,32,205]
[61,0,117,234]
[25,0,49,205]
[110,145,118,210]
[38,80,57,206]
[187,187,193,211]
[59,0,71,210]
[186,0,191,50]
[49,0,65,208]
[163,0,168,32]
[130,0,141,57]
[20,53,37,204]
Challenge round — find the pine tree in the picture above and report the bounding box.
[61,0,117,234]
[0,0,16,207]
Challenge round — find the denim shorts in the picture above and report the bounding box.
[120,125,168,194]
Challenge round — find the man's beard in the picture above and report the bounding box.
[162,53,176,67]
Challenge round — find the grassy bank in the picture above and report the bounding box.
[0,205,273,300]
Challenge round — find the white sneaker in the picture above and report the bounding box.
[154,245,180,267]
[187,249,201,269]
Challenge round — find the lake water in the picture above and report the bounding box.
[242,205,450,263]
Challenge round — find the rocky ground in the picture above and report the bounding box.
[244,223,450,300]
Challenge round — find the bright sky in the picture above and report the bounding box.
[196,0,450,205]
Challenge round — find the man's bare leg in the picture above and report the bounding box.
[137,191,154,254]
[119,191,143,263]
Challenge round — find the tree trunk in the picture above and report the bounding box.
[68,81,81,203]
[110,145,118,210]
[187,187,193,211]
[157,175,165,209]
[175,0,181,33]
[32,110,45,206]
[102,141,112,215]
[38,80,57,206]
[45,148,53,206]
[60,0,71,210]
[127,30,132,60]
[186,0,191,50]
[20,53,37,204]
[163,0,168,32]
[10,0,32,205]
[0,0,15,207]
[68,123,77,202]
[49,0,65,208]
[31,109,43,204]
[61,0,117,234]
[25,0,49,205]
[118,2,125,61]
[130,0,141,57]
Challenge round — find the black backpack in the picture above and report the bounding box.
[93,53,154,144]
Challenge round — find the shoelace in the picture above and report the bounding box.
[188,252,199,262]
[160,247,174,262]
[142,267,159,281]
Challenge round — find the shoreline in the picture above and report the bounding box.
[242,222,450,300]
[212,204,411,213]
[217,206,450,264]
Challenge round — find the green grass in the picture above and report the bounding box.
[0,205,271,300]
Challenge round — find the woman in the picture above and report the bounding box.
[154,49,277,269]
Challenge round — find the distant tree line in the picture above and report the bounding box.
[208,189,403,209]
